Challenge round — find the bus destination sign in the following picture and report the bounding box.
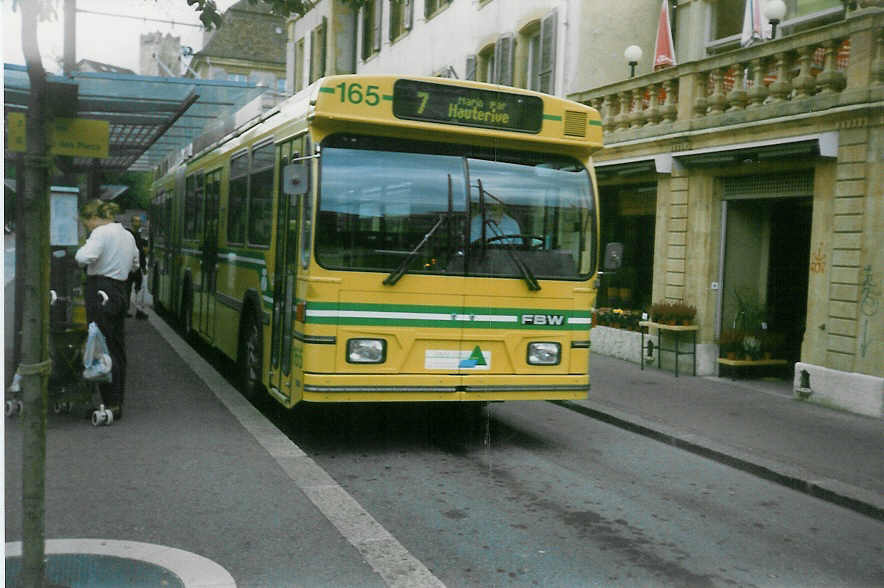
[392,79,544,133]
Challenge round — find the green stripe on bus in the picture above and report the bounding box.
[382,95,393,101]
[307,300,588,316]
[589,119,602,126]
[308,317,589,330]
[543,114,562,121]
[319,87,335,94]
[304,301,590,330]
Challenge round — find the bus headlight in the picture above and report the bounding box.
[527,342,561,365]
[347,339,386,364]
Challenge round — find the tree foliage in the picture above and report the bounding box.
[188,0,378,30]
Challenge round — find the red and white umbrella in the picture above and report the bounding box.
[741,0,772,47]
[653,0,676,71]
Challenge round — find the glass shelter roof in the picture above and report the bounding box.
[4,64,267,172]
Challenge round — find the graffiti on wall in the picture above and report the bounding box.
[859,265,879,358]
[810,243,826,274]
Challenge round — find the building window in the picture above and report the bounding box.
[361,0,382,60]
[310,17,327,83]
[424,0,452,20]
[294,37,305,92]
[597,185,656,312]
[706,0,841,53]
[228,73,248,83]
[389,0,413,42]
[478,44,495,83]
[781,0,842,33]
[519,22,541,91]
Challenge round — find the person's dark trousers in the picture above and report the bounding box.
[85,275,128,409]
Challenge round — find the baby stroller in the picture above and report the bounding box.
[5,246,113,425]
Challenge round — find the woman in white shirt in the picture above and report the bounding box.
[76,200,139,421]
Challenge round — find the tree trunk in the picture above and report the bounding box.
[20,1,53,585]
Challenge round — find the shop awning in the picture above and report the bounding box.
[3,63,267,172]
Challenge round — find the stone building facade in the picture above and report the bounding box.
[189,0,287,91]
[285,0,883,416]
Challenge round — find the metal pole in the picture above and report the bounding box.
[64,0,76,75]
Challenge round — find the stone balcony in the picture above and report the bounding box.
[568,8,883,152]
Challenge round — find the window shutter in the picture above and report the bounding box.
[465,54,477,81]
[286,40,295,93]
[539,9,557,94]
[318,17,327,78]
[389,0,398,41]
[308,28,315,82]
[373,1,382,53]
[405,0,413,30]
[495,34,514,86]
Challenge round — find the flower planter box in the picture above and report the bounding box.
[589,325,643,363]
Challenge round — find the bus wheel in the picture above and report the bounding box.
[238,310,263,401]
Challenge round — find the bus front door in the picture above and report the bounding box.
[198,170,220,342]
[269,142,302,401]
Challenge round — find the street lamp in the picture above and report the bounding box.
[764,0,787,40]
[624,45,643,78]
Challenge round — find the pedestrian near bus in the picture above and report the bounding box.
[126,214,148,319]
[75,200,140,421]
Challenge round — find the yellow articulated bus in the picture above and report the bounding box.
[150,75,607,409]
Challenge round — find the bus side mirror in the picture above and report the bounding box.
[603,242,623,272]
[283,162,309,196]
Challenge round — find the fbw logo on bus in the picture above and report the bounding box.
[521,314,565,326]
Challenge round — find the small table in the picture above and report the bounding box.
[717,358,788,379]
[640,321,699,377]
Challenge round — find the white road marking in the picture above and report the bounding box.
[149,309,445,588]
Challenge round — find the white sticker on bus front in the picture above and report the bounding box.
[425,348,491,370]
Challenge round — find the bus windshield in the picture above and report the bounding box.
[316,134,595,282]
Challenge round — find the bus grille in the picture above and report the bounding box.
[564,111,587,138]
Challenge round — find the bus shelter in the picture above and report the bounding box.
[3,63,268,173]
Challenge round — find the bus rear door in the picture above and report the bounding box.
[198,170,221,342]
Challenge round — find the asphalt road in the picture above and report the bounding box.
[261,399,884,587]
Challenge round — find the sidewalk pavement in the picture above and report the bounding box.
[5,310,436,587]
[568,353,884,521]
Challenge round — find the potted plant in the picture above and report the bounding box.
[668,301,697,325]
[717,329,743,359]
[742,335,762,360]
[596,307,613,327]
[732,289,767,333]
[649,301,671,324]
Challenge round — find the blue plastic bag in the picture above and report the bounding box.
[82,322,112,383]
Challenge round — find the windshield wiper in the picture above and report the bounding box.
[490,223,541,291]
[383,215,446,286]
[475,179,541,291]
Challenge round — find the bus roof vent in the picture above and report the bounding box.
[564,110,587,138]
